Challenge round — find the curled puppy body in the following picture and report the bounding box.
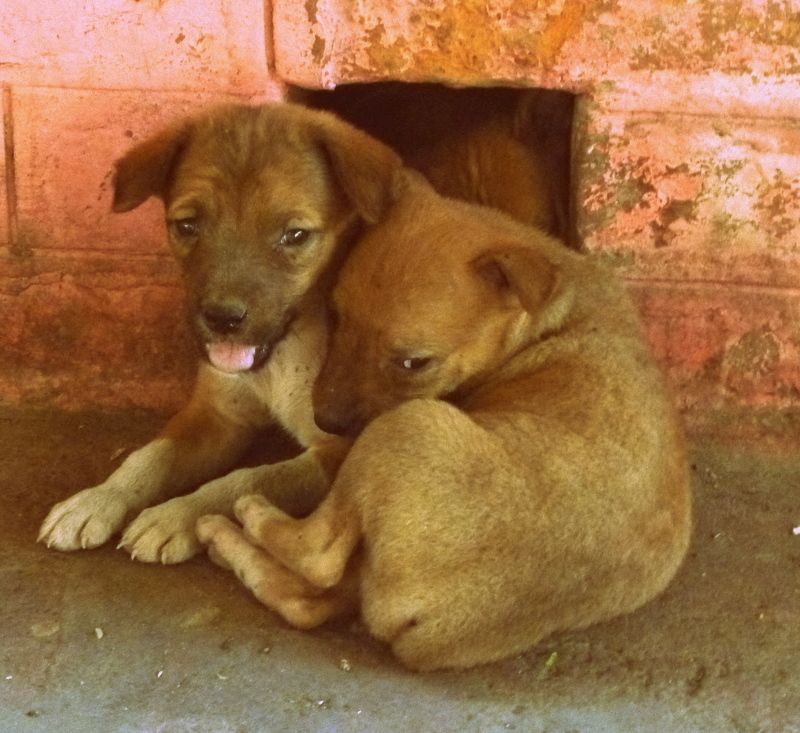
[38,103,401,563]
[199,172,691,670]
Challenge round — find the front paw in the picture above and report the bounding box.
[119,497,204,564]
[38,486,130,551]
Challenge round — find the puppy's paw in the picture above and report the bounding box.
[119,497,204,564]
[196,514,337,629]
[196,514,241,570]
[38,486,130,551]
[234,494,288,541]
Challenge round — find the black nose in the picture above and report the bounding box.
[201,300,247,335]
[313,410,362,438]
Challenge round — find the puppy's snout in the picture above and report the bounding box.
[313,410,362,438]
[202,300,248,335]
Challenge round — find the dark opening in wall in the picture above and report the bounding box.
[289,82,577,249]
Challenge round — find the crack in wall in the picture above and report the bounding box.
[2,84,18,252]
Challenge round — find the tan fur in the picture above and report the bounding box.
[197,173,692,670]
[38,103,400,563]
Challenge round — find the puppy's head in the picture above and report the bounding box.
[112,103,401,373]
[313,177,575,437]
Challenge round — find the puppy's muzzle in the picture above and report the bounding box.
[201,299,248,335]
[198,300,296,374]
[313,383,367,438]
[313,411,363,438]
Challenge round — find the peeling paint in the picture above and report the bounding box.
[304,0,319,25]
[623,0,800,75]
[754,170,800,241]
[575,110,800,292]
[311,35,326,65]
[723,327,783,399]
[651,199,697,249]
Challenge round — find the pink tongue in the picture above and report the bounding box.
[206,343,257,373]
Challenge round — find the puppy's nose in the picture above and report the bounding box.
[202,300,247,335]
[314,410,362,438]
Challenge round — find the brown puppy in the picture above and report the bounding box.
[405,117,554,235]
[295,83,573,241]
[198,172,692,670]
[38,103,401,563]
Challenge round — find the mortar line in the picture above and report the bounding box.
[622,276,800,298]
[2,84,18,249]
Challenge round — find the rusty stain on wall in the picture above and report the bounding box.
[535,0,588,66]
[277,0,800,96]
[338,0,590,81]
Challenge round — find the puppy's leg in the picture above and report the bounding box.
[337,399,538,671]
[197,514,358,628]
[39,373,258,552]
[118,439,345,564]
[229,482,360,590]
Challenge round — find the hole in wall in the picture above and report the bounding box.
[289,82,578,249]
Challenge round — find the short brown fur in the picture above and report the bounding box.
[198,173,692,670]
[39,103,400,562]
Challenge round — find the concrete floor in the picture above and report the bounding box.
[1,406,799,733]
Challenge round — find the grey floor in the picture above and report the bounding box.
[1,406,799,733]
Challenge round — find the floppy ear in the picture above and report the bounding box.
[313,115,403,224]
[112,123,191,212]
[472,243,575,335]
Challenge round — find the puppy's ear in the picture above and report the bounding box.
[112,124,191,212]
[314,116,403,224]
[473,243,575,336]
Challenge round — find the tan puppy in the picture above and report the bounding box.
[197,173,692,670]
[39,103,401,563]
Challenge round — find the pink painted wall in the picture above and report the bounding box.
[1,0,283,410]
[1,0,799,417]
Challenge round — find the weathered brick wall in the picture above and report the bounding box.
[2,0,798,415]
[1,0,282,410]
[276,0,800,414]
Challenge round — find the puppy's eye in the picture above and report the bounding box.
[173,218,199,238]
[393,356,433,372]
[280,228,311,247]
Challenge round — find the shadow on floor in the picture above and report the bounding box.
[1,407,799,733]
